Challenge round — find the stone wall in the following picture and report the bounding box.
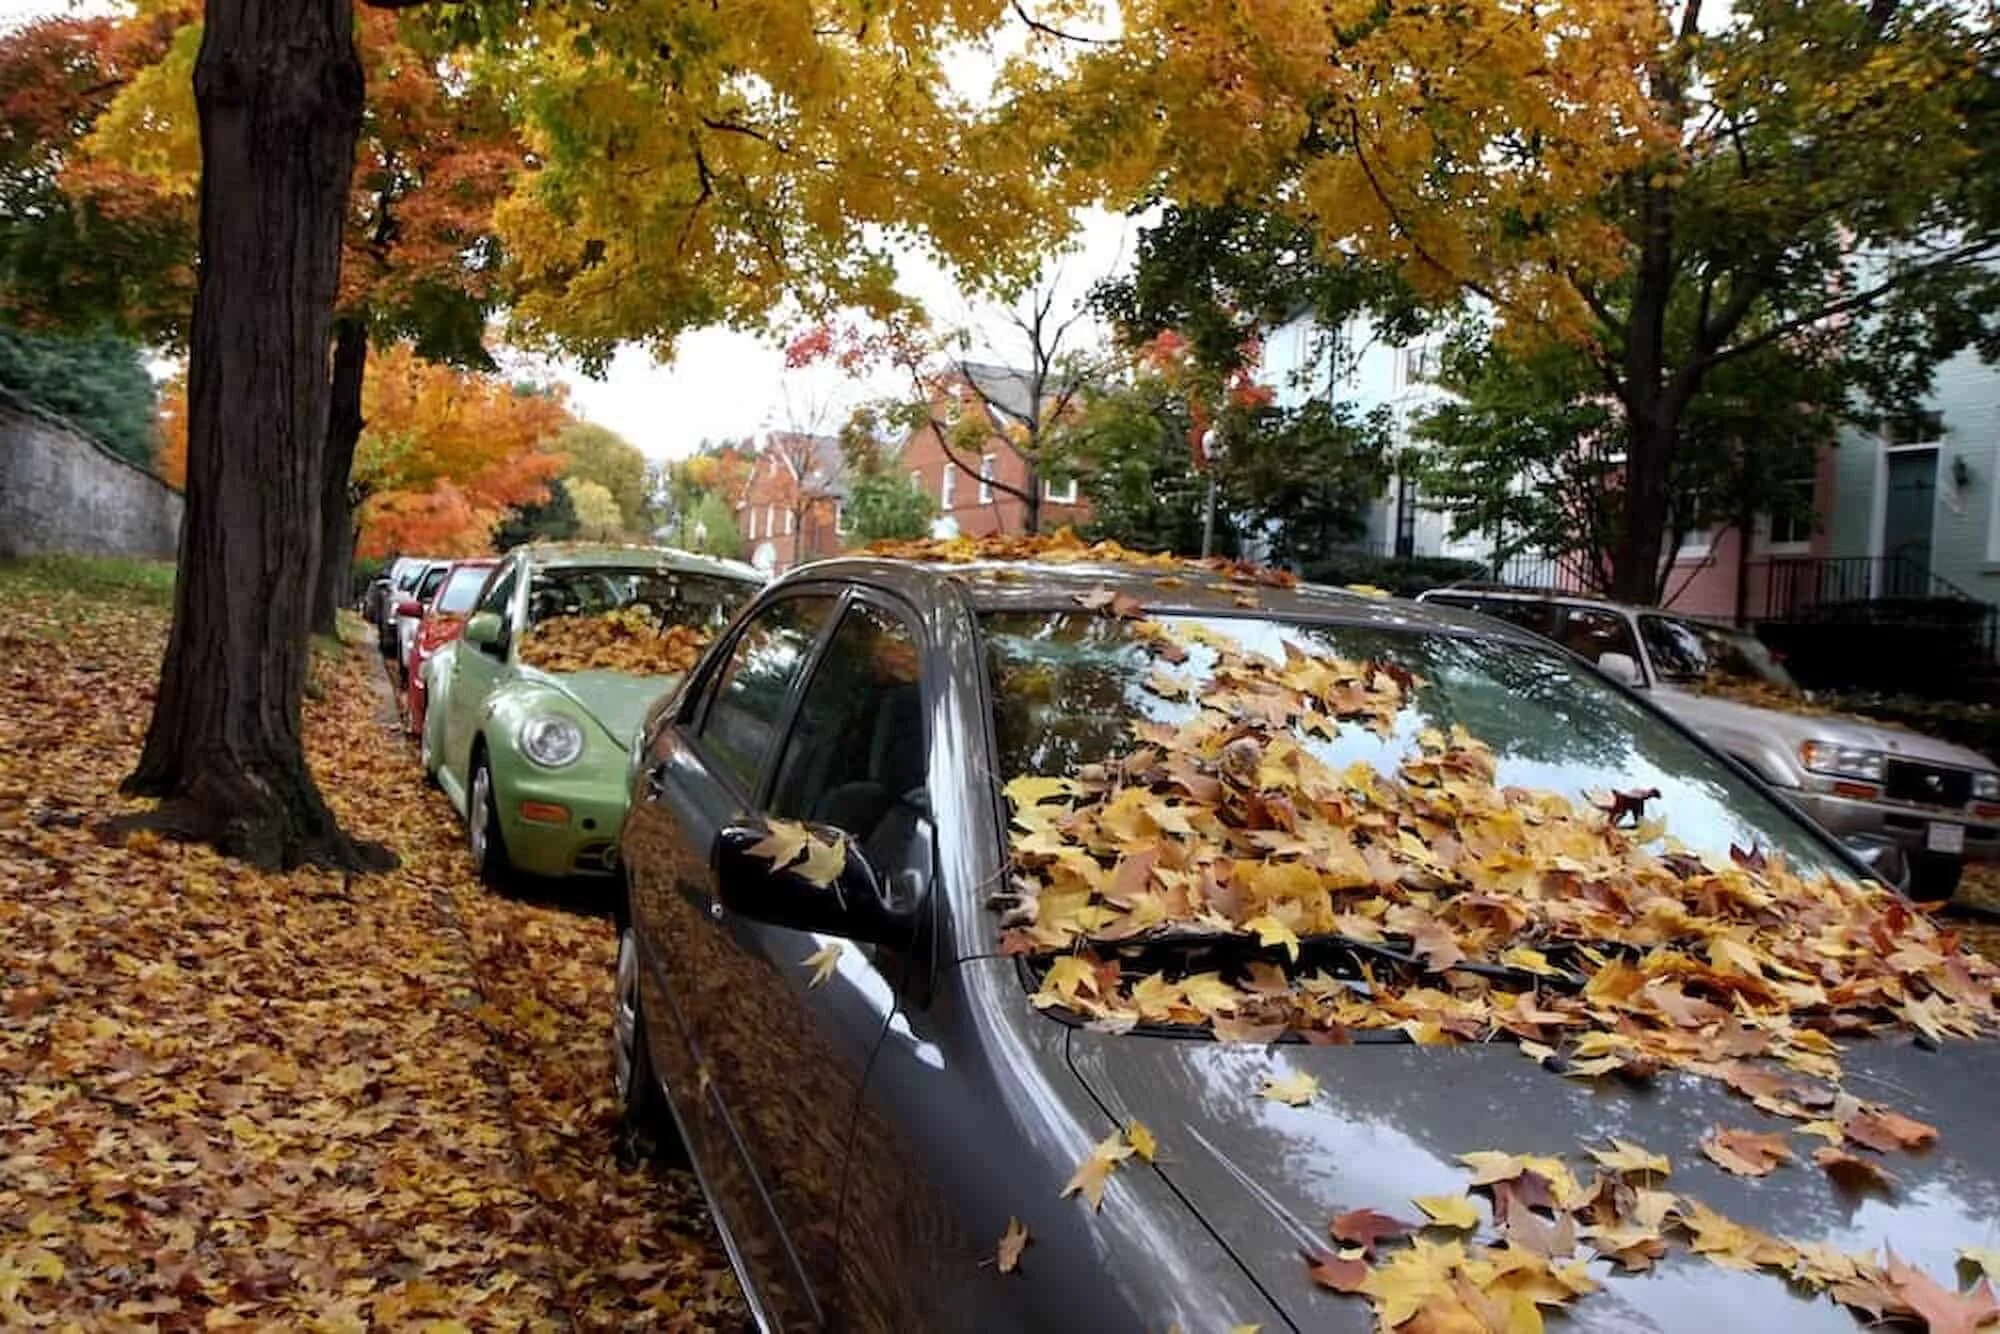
[0,386,181,560]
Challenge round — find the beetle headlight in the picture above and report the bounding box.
[1799,741,1887,784]
[521,715,585,768]
[1974,771,2000,802]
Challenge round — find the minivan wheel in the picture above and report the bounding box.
[468,755,514,887]
[613,926,687,1167]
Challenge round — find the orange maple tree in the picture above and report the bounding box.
[351,344,572,557]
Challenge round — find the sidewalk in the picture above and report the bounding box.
[0,569,740,1330]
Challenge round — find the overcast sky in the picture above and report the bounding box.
[1,0,1137,460]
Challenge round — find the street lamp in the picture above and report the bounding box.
[1200,426,1223,558]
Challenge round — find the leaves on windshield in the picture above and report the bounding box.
[1700,1127,1794,1178]
[1259,1070,1320,1106]
[518,608,711,676]
[863,526,1300,589]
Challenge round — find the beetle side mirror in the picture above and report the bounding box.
[396,599,424,618]
[1597,651,1643,687]
[714,821,915,945]
[463,611,506,655]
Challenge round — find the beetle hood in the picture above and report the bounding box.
[1064,1027,2000,1332]
[529,668,678,746]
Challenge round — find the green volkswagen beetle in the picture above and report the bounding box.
[422,543,763,882]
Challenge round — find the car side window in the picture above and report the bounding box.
[1476,597,1560,638]
[1557,607,1641,667]
[768,601,929,881]
[699,595,836,795]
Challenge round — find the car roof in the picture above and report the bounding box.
[1422,585,1746,632]
[777,554,1545,645]
[511,541,763,582]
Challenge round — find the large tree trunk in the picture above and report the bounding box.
[1610,178,1678,606]
[123,0,387,872]
[311,314,368,636]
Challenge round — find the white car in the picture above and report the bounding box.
[389,558,450,684]
[1417,586,2000,895]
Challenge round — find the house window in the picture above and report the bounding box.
[1765,478,1814,549]
[1676,523,1713,560]
[835,501,852,535]
[764,504,775,540]
[1398,344,1434,388]
[941,465,956,510]
[979,453,995,503]
[910,468,923,496]
[1044,477,1079,505]
[784,508,795,536]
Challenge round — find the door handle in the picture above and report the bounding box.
[643,759,669,801]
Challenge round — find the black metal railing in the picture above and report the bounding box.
[1747,553,1987,620]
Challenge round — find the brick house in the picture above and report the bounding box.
[736,431,847,573]
[898,362,1090,538]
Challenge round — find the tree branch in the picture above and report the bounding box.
[1009,0,1111,45]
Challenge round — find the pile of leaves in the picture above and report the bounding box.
[1299,1144,2000,1330]
[0,561,740,1328]
[519,608,712,676]
[998,612,2000,1327]
[864,525,1300,589]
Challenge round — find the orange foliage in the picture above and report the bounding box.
[354,344,572,557]
[154,375,188,490]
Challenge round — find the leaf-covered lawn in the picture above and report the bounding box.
[0,561,741,1330]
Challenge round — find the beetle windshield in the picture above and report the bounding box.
[525,565,750,633]
[981,610,1842,875]
[1638,614,1794,688]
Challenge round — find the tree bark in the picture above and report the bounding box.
[1611,174,1679,605]
[311,314,368,636]
[122,0,388,872]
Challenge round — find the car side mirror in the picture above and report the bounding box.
[1597,651,1643,687]
[463,611,506,654]
[396,599,424,618]
[1839,832,1911,893]
[714,820,916,946]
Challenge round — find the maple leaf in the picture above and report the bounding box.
[1884,1249,2000,1334]
[1261,1070,1320,1106]
[1843,1108,1939,1154]
[995,1216,1028,1274]
[1004,774,1081,809]
[1586,1138,1671,1177]
[1330,1207,1418,1254]
[1701,1127,1795,1178]
[1072,586,1144,619]
[1243,913,1301,962]
[794,830,847,888]
[1061,1133,1136,1210]
[1303,1247,1370,1293]
[1812,1146,1897,1192]
[1413,1194,1481,1230]
[1127,1120,1159,1162]
[801,942,844,988]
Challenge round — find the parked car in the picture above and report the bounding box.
[401,557,498,738]
[1417,586,2000,893]
[423,543,762,883]
[376,557,430,662]
[614,555,1991,1331]
[392,560,451,684]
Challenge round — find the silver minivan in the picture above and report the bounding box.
[1418,586,2000,893]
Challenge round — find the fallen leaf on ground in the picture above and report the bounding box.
[1413,1195,1481,1230]
[1331,1207,1417,1255]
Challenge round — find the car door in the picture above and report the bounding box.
[625,589,840,1328]
[446,560,518,779]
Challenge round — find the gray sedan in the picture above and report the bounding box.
[615,557,2000,1331]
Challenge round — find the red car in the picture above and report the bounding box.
[401,558,497,737]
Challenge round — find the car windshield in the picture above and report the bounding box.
[982,610,1842,878]
[518,564,753,676]
[434,566,491,615]
[1638,614,1794,688]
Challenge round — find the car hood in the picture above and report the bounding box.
[525,668,678,746]
[1065,1030,2000,1332]
[1654,687,1993,769]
